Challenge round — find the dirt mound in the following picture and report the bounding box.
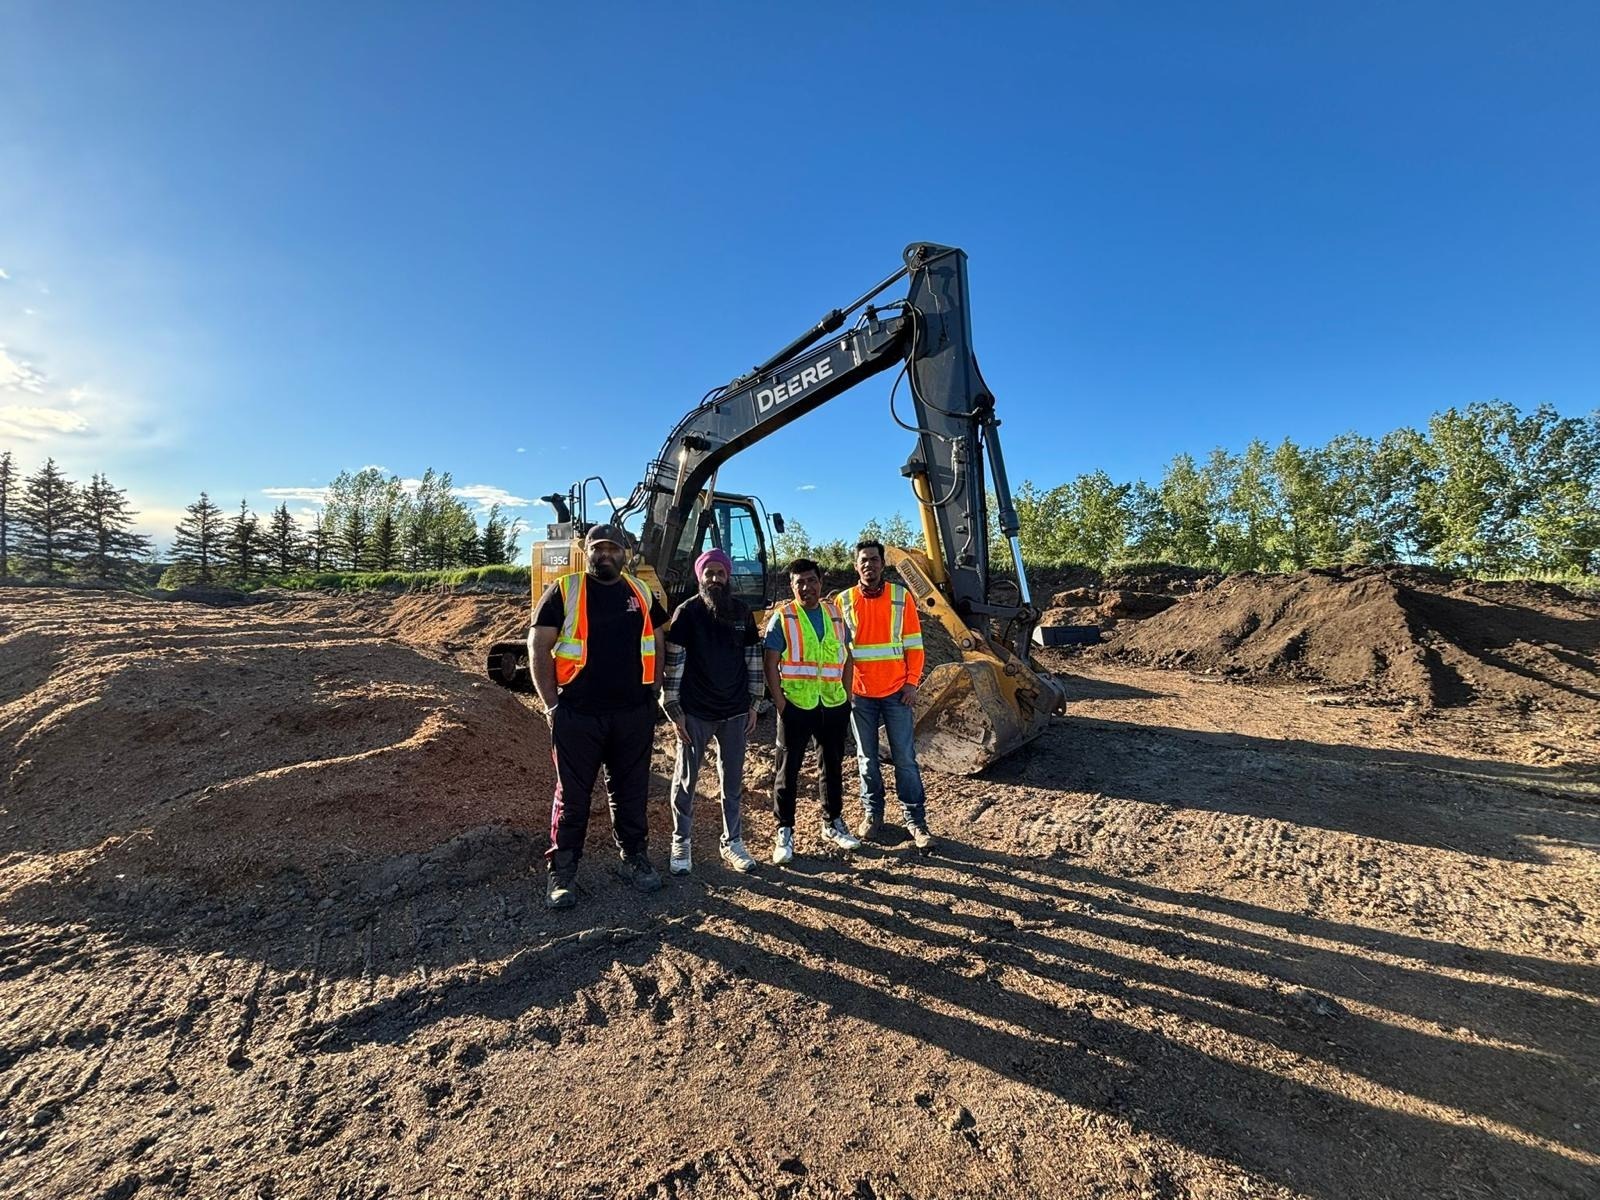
[1103,564,1600,709]
[332,590,530,672]
[0,589,546,897]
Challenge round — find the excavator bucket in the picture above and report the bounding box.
[912,657,1063,776]
[886,546,1067,776]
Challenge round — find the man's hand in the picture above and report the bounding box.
[671,716,691,747]
[772,694,787,719]
[745,706,759,735]
[898,684,919,707]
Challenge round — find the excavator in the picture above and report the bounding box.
[485,242,1067,774]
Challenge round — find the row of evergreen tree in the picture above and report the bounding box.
[165,471,519,586]
[8,399,1594,586]
[0,453,523,586]
[0,453,153,582]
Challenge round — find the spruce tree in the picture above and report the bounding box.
[0,450,16,578]
[370,507,399,570]
[480,504,508,565]
[171,493,226,584]
[223,499,262,585]
[265,504,305,575]
[15,457,82,579]
[309,511,329,570]
[340,506,368,571]
[78,473,153,580]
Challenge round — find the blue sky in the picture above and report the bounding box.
[3,3,1597,556]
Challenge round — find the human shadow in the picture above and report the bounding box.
[768,858,1598,1152]
[681,877,1597,1200]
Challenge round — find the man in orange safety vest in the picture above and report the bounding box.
[530,523,670,908]
[837,539,933,849]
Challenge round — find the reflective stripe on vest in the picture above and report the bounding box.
[776,600,847,707]
[552,571,657,687]
[840,583,909,660]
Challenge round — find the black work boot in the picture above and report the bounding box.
[545,871,577,909]
[622,853,663,894]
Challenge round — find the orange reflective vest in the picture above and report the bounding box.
[551,571,658,687]
[773,599,849,709]
[837,582,924,699]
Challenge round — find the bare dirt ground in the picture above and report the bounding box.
[2,584,1597,1200]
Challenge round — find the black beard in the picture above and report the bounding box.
[590,561,621,582]
[699,580,735,621]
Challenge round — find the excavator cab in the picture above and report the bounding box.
[661,491,781,613]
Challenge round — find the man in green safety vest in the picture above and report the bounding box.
[762,557,860,864]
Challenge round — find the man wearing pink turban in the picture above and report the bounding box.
[659,547,764,874]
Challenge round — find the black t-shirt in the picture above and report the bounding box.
[667,595,760,721]
[533,575,670,715]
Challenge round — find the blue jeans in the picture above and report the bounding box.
[849,693,927,826]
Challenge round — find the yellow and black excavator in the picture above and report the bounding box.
[486,242,1066,774]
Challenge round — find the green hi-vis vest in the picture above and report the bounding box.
[774,599,848,709]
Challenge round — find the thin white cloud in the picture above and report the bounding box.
[0,346,48,393]
[516,447,526,453]
[452,483,546,511]
[22,308,37,317]
[0,405,90,439]
[261,479,553,514]
[797,483,817,491]
[261,485,330,504]
[0,268,10,281]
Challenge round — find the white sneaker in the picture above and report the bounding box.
[821,817,862,851]
[669,835,692,875]
[720,839,757,873]
[772,827,794,865]
[908,823,934,850]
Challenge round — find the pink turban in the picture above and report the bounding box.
[695,548,733,580]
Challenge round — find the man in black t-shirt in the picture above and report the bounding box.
[530,524,670,909]
[660,549,763,876]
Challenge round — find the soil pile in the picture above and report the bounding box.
[1103,564,1600,709]
[322,590,532,672]
[0,589,545,897]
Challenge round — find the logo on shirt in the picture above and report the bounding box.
[626,595,640,614]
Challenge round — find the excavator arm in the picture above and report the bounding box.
[613,242,1066,771]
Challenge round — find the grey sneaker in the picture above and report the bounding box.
[669,835,692,876]
[907,823,934,850]
[821,817,862,851]
[624,854,663,893]
[719,839,757,873]
[545,872,577,909]
[772,827,794,865]
[856,814,884,842]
